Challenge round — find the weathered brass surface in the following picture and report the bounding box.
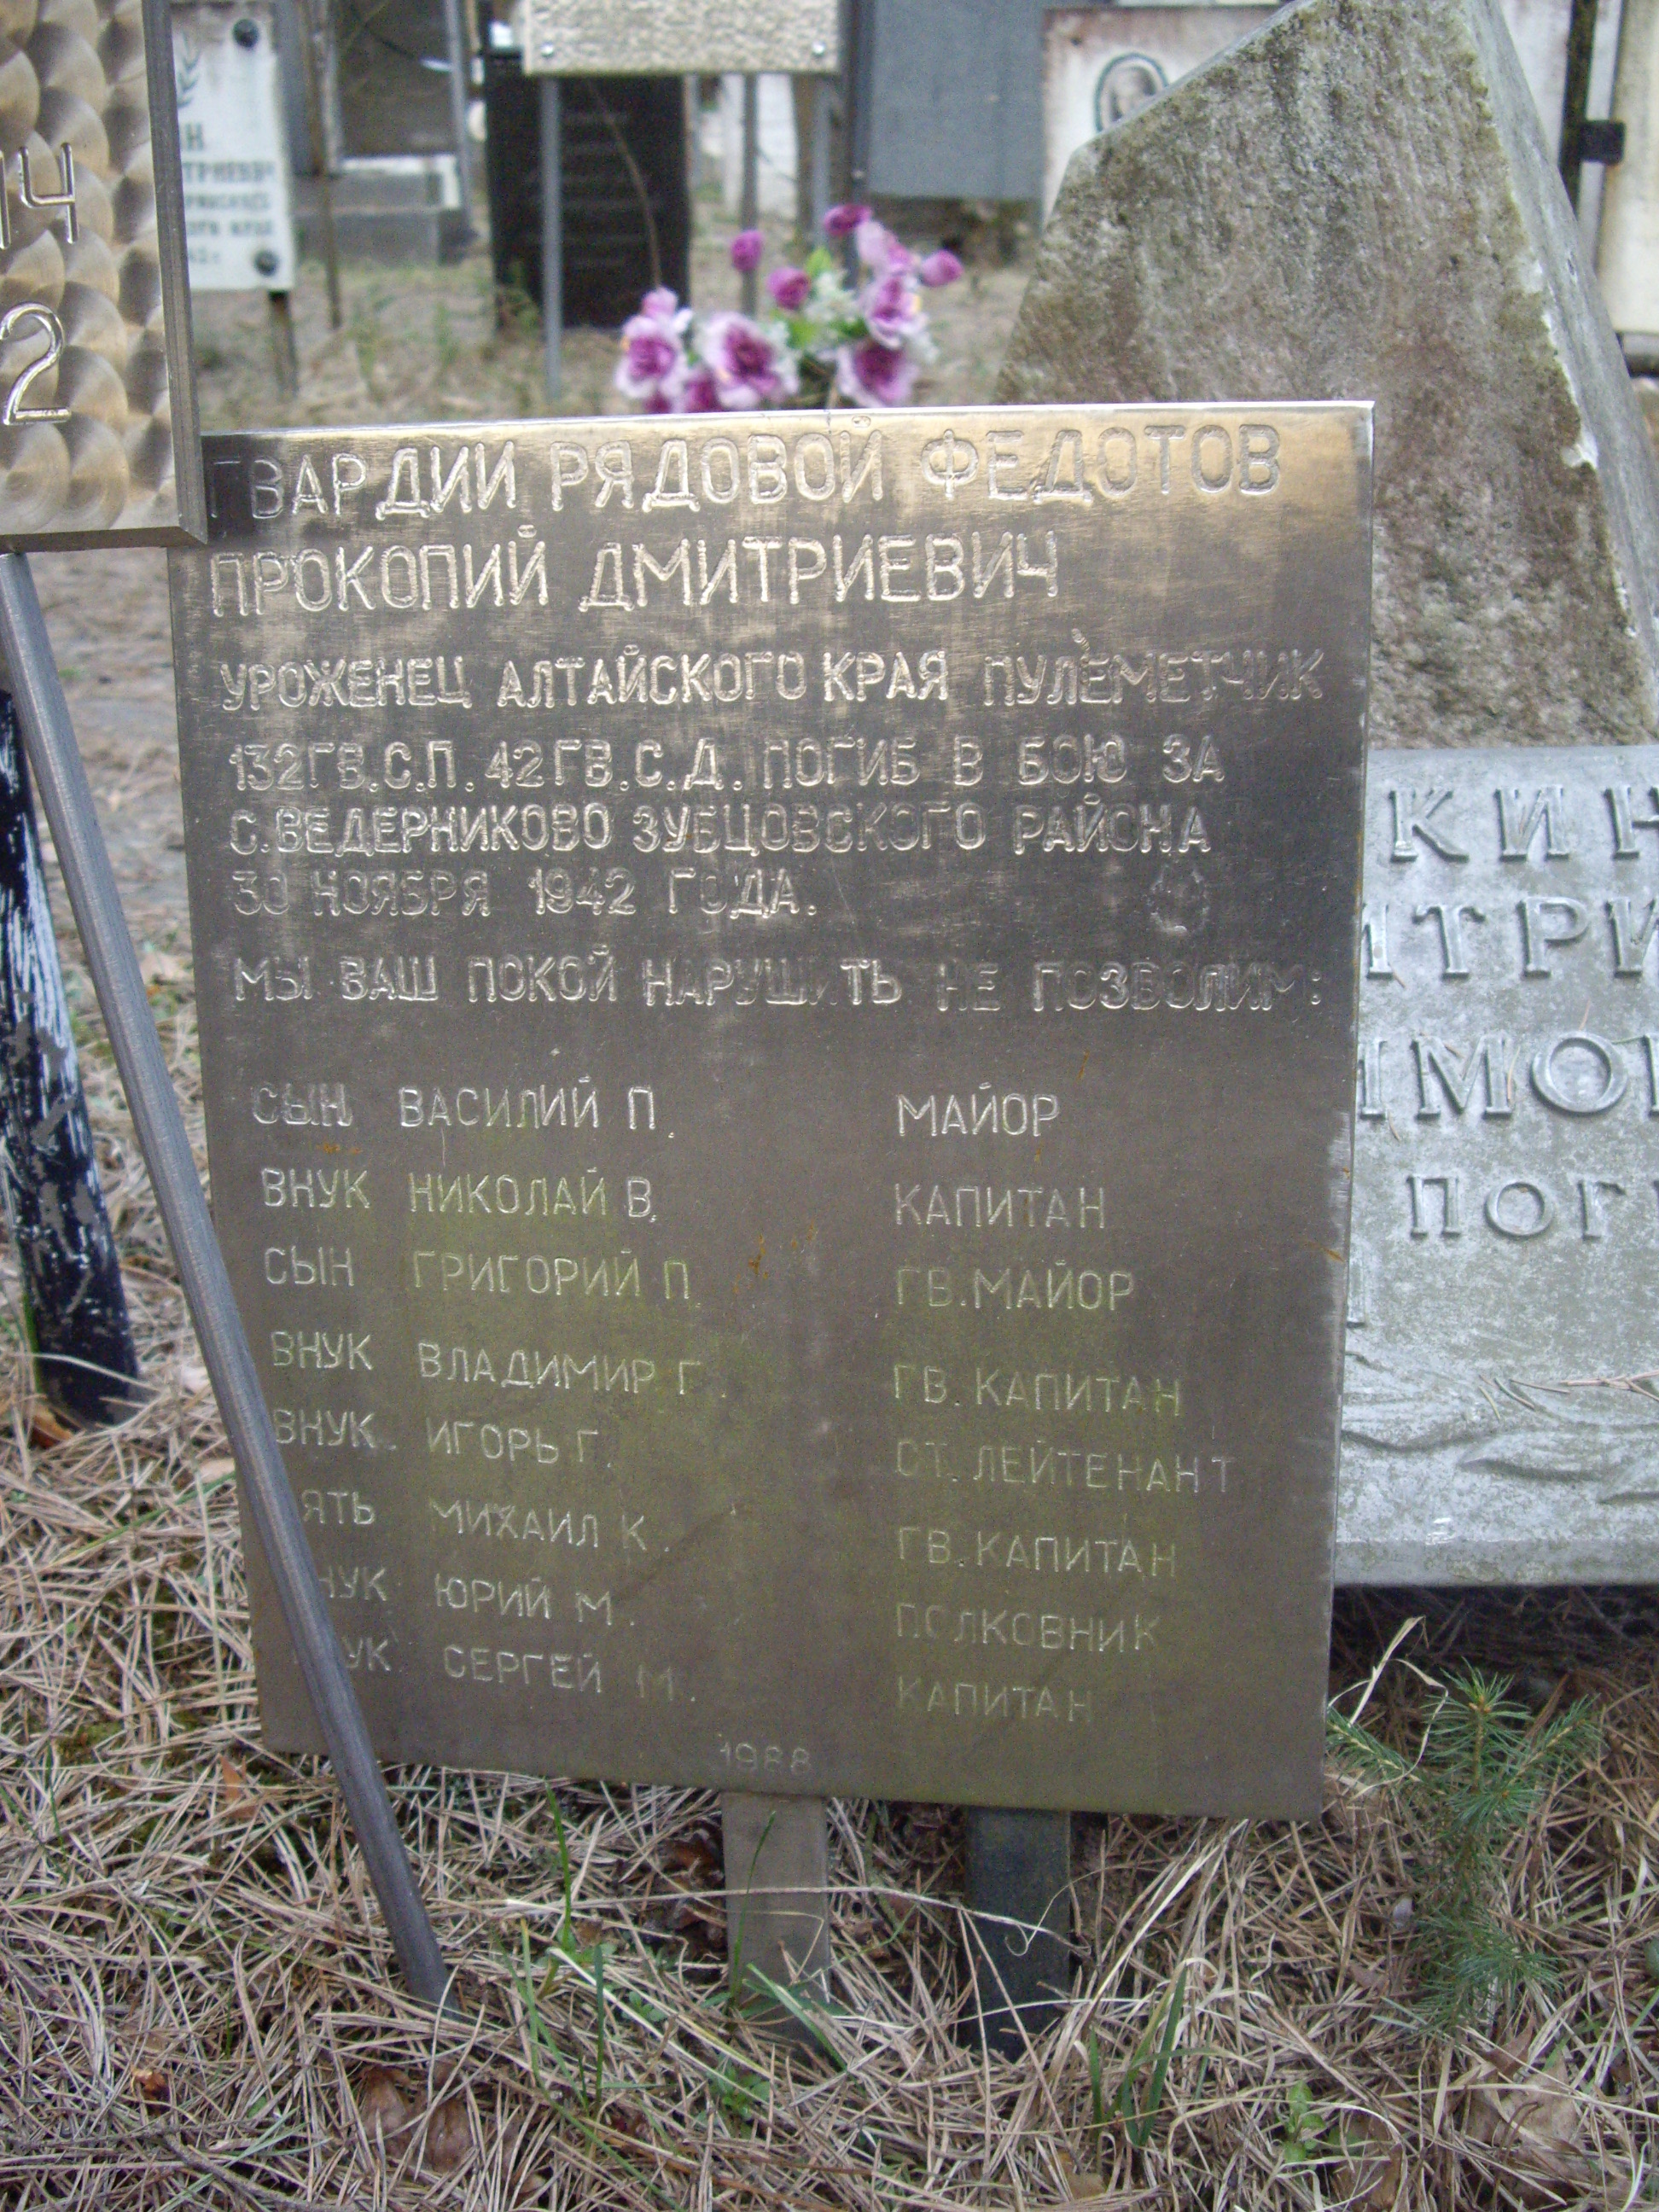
[1340,745,1659,1585]
[169,406,1371,1817]
[0,0,201,547]
[521,0,837,77]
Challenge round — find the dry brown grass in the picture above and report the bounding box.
[0,944,1653,2209]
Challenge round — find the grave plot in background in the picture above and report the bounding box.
[1040,0,1607,222]
[0,0,201,545]
[170,404,1371,1822]
[172,1,295,294]
[1041,8,1275,216]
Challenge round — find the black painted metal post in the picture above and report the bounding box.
[540,75,562,402]
[1558,0,1599,210]
[963,1808,1074,2056]
[0,553,450,2009]
[0,690,137,1424]
[740,73,759,313]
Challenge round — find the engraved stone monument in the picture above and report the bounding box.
[1339,748,1659,1585]
[1000,0,1659,1586]
[0,0,201,546]
[170,405,1372,1819]
[1002,0,1659,756]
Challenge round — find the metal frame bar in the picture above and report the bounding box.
[0,551,449,2010]
[441,0,475,244]
[143,0,207,542]
[540,76,562,400]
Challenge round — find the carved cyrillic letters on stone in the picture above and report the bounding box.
[999,0,1659,752]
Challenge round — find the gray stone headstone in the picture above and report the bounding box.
[999,0,1659,754]
[1337,747,1659,1586]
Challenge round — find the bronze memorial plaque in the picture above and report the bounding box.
[0,0,202,547]
[170,406,1371,1817]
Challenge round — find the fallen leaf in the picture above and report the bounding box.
[1464,2042,1588,2197]
[218,1756,258,1821]
[140,949,183,989]
[198,1455,236,1479]
[424,2094,470,2173]
[1055,2150,1106,2199]
[663,1831,721,1883]
[356,2064,413,2146]
[1336,2112,1402,2209]
[178,1359,209,1396]
[132,2067,168,2104]
[26,1401,74,1449]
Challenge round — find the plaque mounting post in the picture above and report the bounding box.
[722,1793,832,2044]
[740,73,760,313]
[963,1809,1073,2057]
[440,0,475,247]
[540,76,562,399]
[0,553,450,2011]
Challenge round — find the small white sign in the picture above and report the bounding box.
[173,3,296,293]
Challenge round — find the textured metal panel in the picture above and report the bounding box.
[169,405,1371,1819]
[521,0,836,78]
[1338,746,1659,1585]
[861,0,1045,201]
[0,0,201,546]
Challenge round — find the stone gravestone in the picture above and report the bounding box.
[171,405,1371,1825]
[1340,748,1659,1585]
[1003,0,1659,759]
[1001,0,1659,1584]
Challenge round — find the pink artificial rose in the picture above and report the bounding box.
[767,265,812,312]
[835,335,916,407]
[918,248,963,288]
[854,218,916,277]
[731,228,765,272]
[676,362,722,412]
[704,312,800,407]
[823,201,871,238]
[861,268,923,347]
[853,217,895,271]
[639,286,685,325]
[614,311,687,405]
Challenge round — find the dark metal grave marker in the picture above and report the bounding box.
[171,405,1371,1821]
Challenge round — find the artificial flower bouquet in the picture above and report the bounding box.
[615,205,962,414]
